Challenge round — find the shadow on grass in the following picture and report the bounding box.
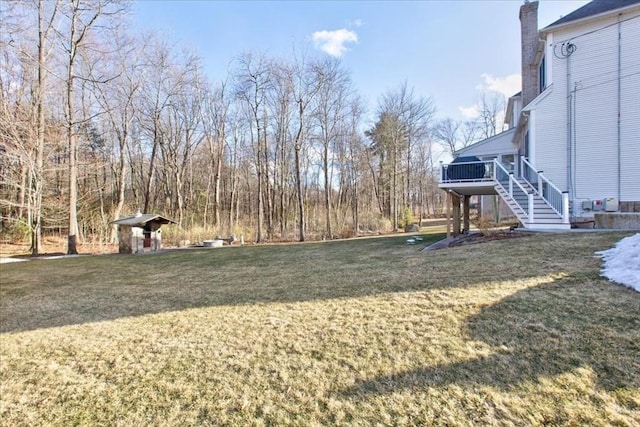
[342,276,640,395]
[1,232,449,333]
[1,231,634,349]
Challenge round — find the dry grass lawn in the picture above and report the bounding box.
[1,231,639,426]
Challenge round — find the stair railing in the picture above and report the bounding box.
[520,157,570,223]
[495,160,534,223]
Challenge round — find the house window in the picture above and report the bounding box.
[539,55,547,93]
[502,154,515,172]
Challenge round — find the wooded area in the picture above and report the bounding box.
[1,1,503,254]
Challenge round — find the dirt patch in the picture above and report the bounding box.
[447,231,532,247]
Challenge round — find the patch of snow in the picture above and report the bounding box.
[0,257,27,264]
[38,255,82,260]
[596,233,640,292]
[0,254,83,264]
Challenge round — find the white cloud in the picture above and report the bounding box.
[311,29,358,57]
[456,73,521,123]
[459,105,480,119]
[477,73,521,97]
[348,19,364,28]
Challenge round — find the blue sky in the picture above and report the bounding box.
[131,0,589,122]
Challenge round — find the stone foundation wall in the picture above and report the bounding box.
[620,201,640,213]
[594,213,640,230]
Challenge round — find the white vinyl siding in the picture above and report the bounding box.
[533,93,566,187]
[570,21,619,201]
[620,16,640,201]
[529,7,640,215]
[545,33,553,87]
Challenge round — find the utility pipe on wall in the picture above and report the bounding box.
[566,49,573,216]
[617,15,622,202]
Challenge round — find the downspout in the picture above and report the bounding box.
[617,15,622,202]
[566,50,573,215]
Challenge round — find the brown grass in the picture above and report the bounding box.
[1,230,639,426]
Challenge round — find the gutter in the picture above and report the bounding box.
[512,111,529,151]
[541,3,640,35]
[533,39,546,66]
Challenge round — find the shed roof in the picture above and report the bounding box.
[111,213,176,227]
[544,0,640,31]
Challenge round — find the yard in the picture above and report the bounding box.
[1,231,639,426]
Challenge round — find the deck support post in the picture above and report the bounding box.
[452,193,461,237]
[463,195,470,233]
[446,191,452,240]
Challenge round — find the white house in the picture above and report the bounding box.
[440,0,640,231]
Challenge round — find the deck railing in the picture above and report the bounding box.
[520,157,569,223]
[439,159,495,183]
[440,157,570,225]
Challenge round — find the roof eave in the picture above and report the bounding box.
[454,128,516,157]
[504,93,521,128]
[542,3,640,35]
[110,214,177,226]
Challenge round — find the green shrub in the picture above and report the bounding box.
[399,206,416,229]
[0,217,31,242]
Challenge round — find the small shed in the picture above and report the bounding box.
[112,211,176,254]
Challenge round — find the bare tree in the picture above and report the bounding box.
[93,31,143,241]
[370,82,435,230]
[434,117,480,155]
[59,0,128,254]
[311,57,352,238]
[32,0,60,254]
[234,52,271,242]
[201,79,230,228]
[0,1,60,254]
[434,118,460,155]
[290,54,322,242]
[159,53,204,226]
[477,91,506,139]
[266,60,295,237]
[461,119,481,147]
[344,96,366,234]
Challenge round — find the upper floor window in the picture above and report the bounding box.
[539,55,547,93]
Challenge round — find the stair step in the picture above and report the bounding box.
[494,181,566,229]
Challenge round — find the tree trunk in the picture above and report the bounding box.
[392,138,398,231]
[66,10,79,255]
[111,136,128,242]
[213,139,222,228]
[294,146,305,242]
[255,124,264,243]
[323,140,332,238]
[32,0,49,256]
[143,121,159,213]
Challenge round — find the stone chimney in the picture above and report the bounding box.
[520,0,540,107]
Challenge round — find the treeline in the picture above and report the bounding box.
[1,1,481,255]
